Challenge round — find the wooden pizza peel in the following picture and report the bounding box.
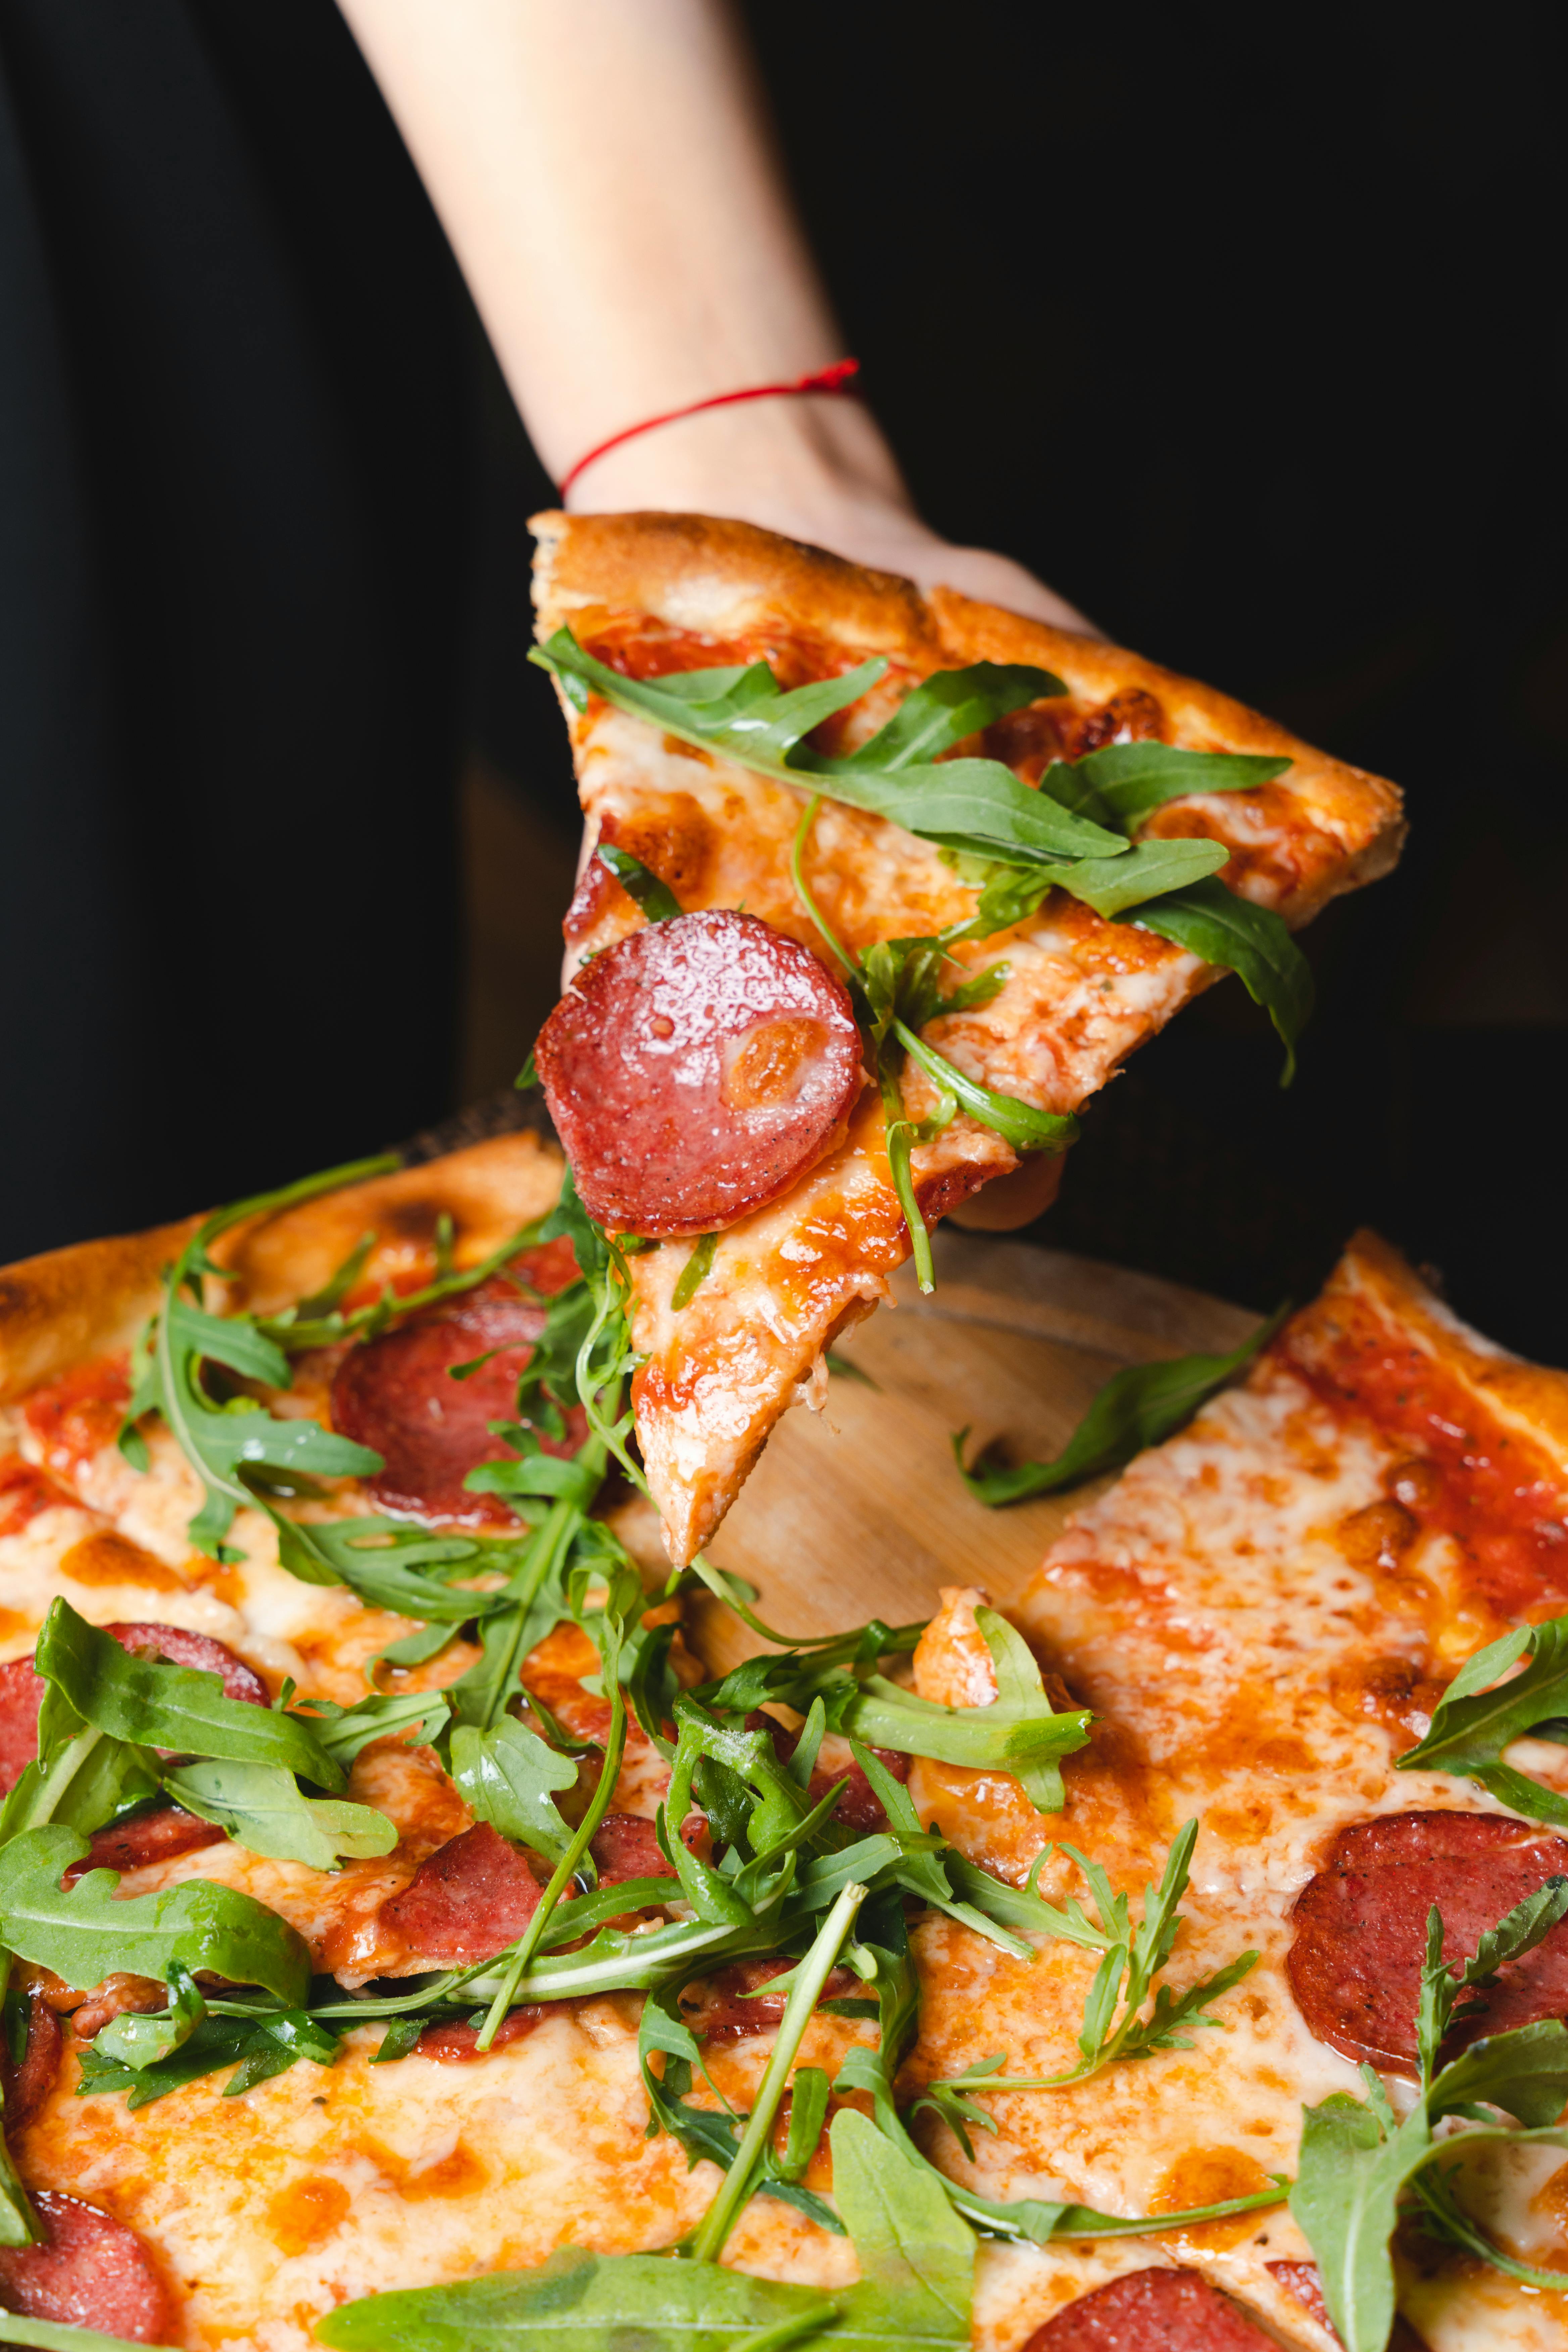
[689,1228,1257,1673]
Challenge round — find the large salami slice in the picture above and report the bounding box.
[589,1813,678,1886]
[535,909,864,1237]
[1288,1810,1568,2073]
[0,1623,265,1794]
[1022,2265,1275,2348]
[0,1994,62,2135]
[331,1282,586,1526]
[0,2190,177,2342]
[379,1823,544,1966]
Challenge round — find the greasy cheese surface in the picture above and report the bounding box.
[552,617,1372,1566]
[6,1220,1566,2350]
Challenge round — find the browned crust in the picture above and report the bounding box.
[529,509,1405,918]
[0,1218,201,1406]
[0,1134,565,1407]
[1321,1228,1568,1470]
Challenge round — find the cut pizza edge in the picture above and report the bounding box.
[528,508,1407,1565]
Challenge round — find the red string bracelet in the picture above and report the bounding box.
[556,358,862,499]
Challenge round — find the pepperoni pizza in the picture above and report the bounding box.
[3,1117,1568,2350]
[526,511,1405,1567]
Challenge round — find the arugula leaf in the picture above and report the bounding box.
[1132,877,1313,1084]
[35,1600,344,1788]
[449,1718,578,1862]
[846,661,1064,770]
[1410,2158,1568,2289]
[296,1689,452,1771]
[77,2005,343,2109]
[1397,1613,1568,1826]
[0,2318,184,2352]
[1415,1880,1568,2089]
[0,1952,41,2248]
[1290,2088,1426,2352]
[972,1610,1070,1812]
[893,1022,1077,1156]
[595,843,683,922]
[265,1514,514,1619]
[671,1232,718,1312]
[0,1823,310,2005]
[91,1958,206,2069]
[827,2108,972,2344]
[0,1703,162,1853]
[953,1304,1288,1505]
[160,1759,396,1870]
[119,1158,395,1557]
[924,1822,1255,2093]
[1043,742,1290,831]
[316,2248,835,2352]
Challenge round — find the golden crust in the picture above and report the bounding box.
[529,509,1406,916]
[1322,1227,1568,1471]
[213,1133,565,1317]
[0,1217,200,1405]
[0,1134,566,1405]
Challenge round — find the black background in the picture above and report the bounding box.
[474,0,1568,1356]
[5,0,1564,1361]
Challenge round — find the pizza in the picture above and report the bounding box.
[525,510,1406,1568]
[4,1111,1568,2352]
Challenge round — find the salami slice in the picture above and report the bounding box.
[0,1623,265,1794]
[413,2007,544,2062]
[65,1805,227,1882]
[1287,1810,1568,2074]
[589,1813,678,1886]
[1022,2265,1275,2349]
[0,1994,62,2135]
[330,1283,586,1527]
[379,1823,544,1966]
[745,1713,911,1835]
[535,909,864,1237]
[0,2190,177,2342]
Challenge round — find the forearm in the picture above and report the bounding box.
[336,0,894,499]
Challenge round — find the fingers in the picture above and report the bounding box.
[946,1150,1067,1233]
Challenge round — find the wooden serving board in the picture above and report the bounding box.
[691,1231,1257,1672]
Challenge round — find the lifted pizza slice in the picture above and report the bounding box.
[528,510,1404,1565]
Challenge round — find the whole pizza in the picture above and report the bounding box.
[3,519,1563,2352]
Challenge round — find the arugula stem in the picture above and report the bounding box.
[0,1954,42,2247]
[687,1879,868,2263]
[789,796,864,987]
[472,1617,629,2050]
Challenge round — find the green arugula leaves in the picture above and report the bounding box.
[0,1823,310,2006]
[953,1303,1289,1505]
[1397,1614,1568,1827]
[1291,1879,1568,2351]
[922,1821,1257,2098]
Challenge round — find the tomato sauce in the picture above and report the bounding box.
[0,1455,73,1537]
[21,1353,132,1484]
[1280,1306,1568,1620]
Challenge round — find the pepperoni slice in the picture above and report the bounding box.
[536,909,864,1238]
[1021,2266,1274,2349]
[330,1282,587,1527]
[1266,2261,1429,2351]
[0,1995,62,2135]
[589,1813,678,1886]
[1287,1810,1568,2075]
[379,1824,545,1966]
[0,2191,177,2343]
[0,1624,265,1794]
[413,2008,544,2062]
[64,1806,227,1882]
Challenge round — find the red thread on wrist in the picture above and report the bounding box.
[556,359,862,499]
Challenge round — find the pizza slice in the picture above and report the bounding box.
[526,510,1405,1567]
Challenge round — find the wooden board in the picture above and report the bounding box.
[691,1230,1257,1671]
